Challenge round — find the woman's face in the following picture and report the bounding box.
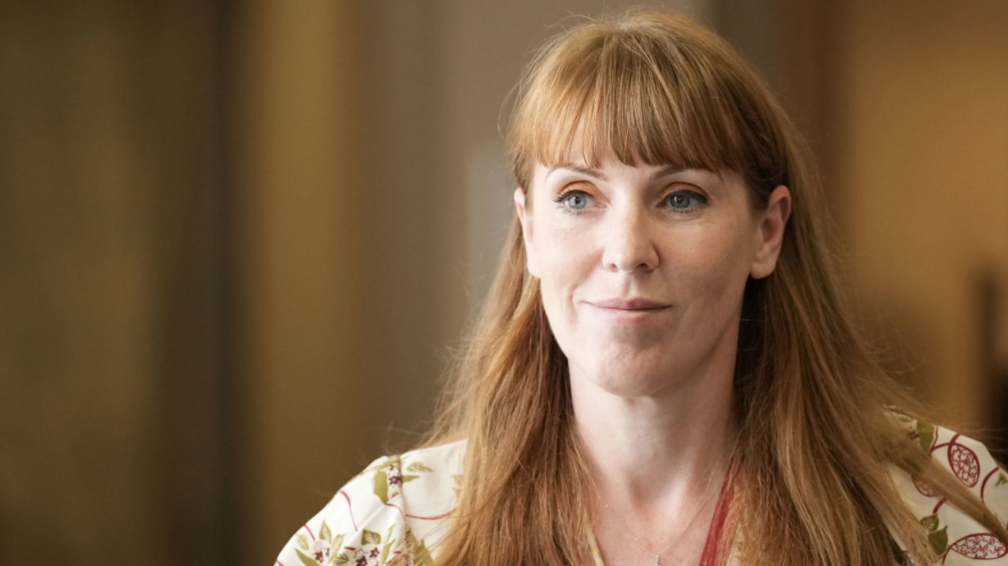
[515,153,790,399]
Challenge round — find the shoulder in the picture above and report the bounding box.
[888,418,1008,564]
[274,440,466,566]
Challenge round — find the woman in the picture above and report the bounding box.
[276,11,1008,566]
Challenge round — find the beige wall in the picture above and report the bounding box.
[229,0,372,559]
[0,2,227,565]
[834,0,1008,428]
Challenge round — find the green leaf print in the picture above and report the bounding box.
[412,538,435,566]
[328,535,345,565]
[406,462,433,472]
[919,514,940,532]
[320,520,332,543]
[295,548,322,566]
[297,533,310,551]
[997,472,1007,487]
[374,470,390,503]
[400,529,435,566]
[362,529,382,546]
[927,527,948,556]
[401,474,420,483]
[919,514,947,555]
[916,421,936,452]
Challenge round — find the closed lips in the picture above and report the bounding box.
[589,298,669,310]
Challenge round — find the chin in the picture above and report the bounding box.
[581,361,677,399]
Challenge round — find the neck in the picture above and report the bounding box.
[572,365,737,513]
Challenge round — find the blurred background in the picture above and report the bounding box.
[1,0,1006,564]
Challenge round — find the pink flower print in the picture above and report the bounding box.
[382,462,405,499]
[313,539,332,563]
[370,456,429,503]
[352,547,379,566]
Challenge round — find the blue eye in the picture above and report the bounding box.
[665,191,707,211]
[565,192,588,210]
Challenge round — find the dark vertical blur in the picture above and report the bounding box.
[0,1,230,565]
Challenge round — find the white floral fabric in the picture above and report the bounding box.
[275,442,464,566]
[275,423,1007,566]
[891,418,1008,564]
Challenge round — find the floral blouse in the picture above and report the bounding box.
[274,421,1008,566]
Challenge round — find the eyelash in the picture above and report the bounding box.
[551,187,709,217]
[552,189,593,216]
[663,190,709,213]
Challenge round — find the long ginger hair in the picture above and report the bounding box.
[425,11,1008,566]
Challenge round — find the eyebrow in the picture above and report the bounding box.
[545,165,608,183]
[544,164,692,183]
[648,165,689,180]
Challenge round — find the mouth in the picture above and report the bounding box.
[588,298,670,311]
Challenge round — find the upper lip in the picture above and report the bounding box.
[590,298,670,310]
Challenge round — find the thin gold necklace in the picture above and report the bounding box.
[595,471,726,566]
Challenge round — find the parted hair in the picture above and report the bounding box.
[424,10,1008,566]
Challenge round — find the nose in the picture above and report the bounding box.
[601,209,659,273]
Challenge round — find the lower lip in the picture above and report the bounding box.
[588,305,670,324]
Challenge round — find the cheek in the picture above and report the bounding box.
[533,223,598,286]
[532,227,600,341]
[676,229,756,302]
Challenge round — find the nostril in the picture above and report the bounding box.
[601,238,659,273]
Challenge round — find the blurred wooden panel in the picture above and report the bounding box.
[834,0,1008,429]
[227,1,372,563]
[0,1,228,565]
[719,0,1008,436]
